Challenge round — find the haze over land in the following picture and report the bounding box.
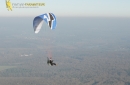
[0,17,130,85]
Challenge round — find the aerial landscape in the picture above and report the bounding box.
[0,0,130,85]
[0,17,130,85]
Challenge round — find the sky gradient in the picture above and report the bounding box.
[0,0,130,17]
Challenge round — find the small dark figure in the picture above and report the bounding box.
[47,57,56,66]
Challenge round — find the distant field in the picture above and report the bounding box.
[0,66,16,71]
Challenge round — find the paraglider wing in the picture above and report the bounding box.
[33,13,57,33]
[33,16,43,33]
[42,13,57,30]
[50,13,57,30]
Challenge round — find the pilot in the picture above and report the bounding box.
[47,57,56,66]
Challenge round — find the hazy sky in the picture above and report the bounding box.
[0,0,130,17]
